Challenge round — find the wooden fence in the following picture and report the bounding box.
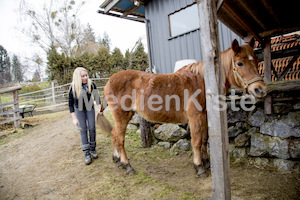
[0,85,22,128]
[0,78,109,127]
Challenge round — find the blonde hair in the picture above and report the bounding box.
[71,67,92,99]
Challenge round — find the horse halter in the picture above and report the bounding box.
[231,57,264,92]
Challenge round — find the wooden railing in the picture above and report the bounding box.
[0,85,22,128]
[0,78,110,127]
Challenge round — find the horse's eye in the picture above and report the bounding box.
[237,62,243,67]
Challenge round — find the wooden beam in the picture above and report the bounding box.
[123,4,139,16]
[104,0,121,13]
[263,38,272,115]
[0,85,22,94]
[267,80,300,93]
[216,0,224,11]
[271,62,280,79]
[222,1,262,43]
[278,55,299,81]
[197,0,231,199]
[255,45,300,61]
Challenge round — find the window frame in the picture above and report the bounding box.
[168,3,199,39]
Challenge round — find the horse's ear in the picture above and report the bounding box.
[231,39,240,54]
[248,37,255,48]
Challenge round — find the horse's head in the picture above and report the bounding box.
[229,38,267,99]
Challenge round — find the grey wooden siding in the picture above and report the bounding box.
[145,0,243,74]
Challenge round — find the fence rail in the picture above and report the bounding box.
[0,78,110,127]
[0,85,22,128]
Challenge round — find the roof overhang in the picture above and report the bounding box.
[99,0,148,18]
[98,0,300,42]
[217,0,300,42]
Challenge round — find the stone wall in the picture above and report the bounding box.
[126,98,300,170]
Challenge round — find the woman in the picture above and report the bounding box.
[68,67,101,165]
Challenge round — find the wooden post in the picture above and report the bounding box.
[13,90,20,128]
[139,116,152,148]
[51,81,56,104]
[197,0,231,199]
[264,38,272,114]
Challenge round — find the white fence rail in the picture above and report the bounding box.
[0,78,109,118]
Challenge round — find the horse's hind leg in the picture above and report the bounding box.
[111,109,135,175]
[189,112,208,178]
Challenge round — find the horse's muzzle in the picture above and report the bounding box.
[248,83,267,99]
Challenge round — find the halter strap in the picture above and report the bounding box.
[231,57,264,92]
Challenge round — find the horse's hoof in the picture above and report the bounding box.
[112,155,120,163]
[197,171,208,178]
[202,159,211,170]
[126,167,136,175]
[116,161,123,168]
[194,164,208,178]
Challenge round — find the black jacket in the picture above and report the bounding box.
[68,82,101,113]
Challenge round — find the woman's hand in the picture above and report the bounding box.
[98,111,104,116]
[71,112,79,126]
[97,104,104,116]
[73,118,80,126]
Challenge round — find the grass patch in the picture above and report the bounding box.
[0,129,24,145]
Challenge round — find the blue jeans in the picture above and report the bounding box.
[75,107,96,151]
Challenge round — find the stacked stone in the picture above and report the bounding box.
[126,101,300,170]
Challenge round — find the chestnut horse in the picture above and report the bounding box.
[98,38,267,177]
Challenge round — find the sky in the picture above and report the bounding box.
[0,0,147,79]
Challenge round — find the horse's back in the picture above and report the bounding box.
[104,70,147,95]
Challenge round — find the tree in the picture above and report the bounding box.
[0,45,12,86]
[98,32,111,51]
[12,55,23,82]
[74,52,97,78]
[20,0,85,57]
[131,39,148,71]
[110,47,124,73]
[77,24,99,56]
[32,69,41,82]
[83,23,96,43]
[47,46,72,84]
[124,49,132,70]
[32,54,43,79]
[94,46,112,77]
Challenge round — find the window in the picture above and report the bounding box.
[168,4,199,38]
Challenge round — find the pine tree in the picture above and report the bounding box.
[32,69,41,82]
[124,49,132,70]
[99,32,111,51]
[12,55,23,82]
[0,45,12,86]
[94,46,112,77]
[46,47,72,84]
[132,40,148,71]
[110,47,124,73]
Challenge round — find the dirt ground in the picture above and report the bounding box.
[0,110,299,200]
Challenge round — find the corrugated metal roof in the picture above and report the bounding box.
[100,0,147,17]
[100,0,300,40]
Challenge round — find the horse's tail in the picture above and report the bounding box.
[96,97,113,136]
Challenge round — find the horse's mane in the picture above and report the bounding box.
[176,44,253,77]
[177,62,204,75]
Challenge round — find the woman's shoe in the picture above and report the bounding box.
[84,151,92,165]
[90,150,98,159]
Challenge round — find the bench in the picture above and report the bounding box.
[19,104,37,118]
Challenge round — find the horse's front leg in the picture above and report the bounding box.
[189,113,209,178]
[111,110,135,175]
